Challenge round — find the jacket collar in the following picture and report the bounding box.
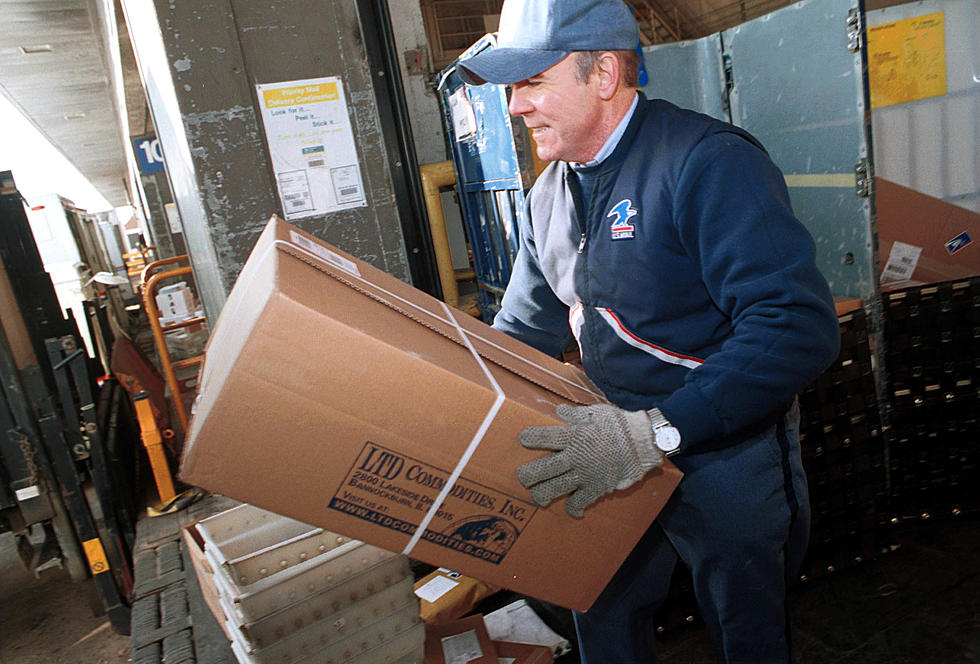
[563,91,649,180]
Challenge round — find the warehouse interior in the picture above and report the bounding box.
[1,0,978,662]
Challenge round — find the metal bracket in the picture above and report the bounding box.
[846,8,863,53]
[855,158,873,198]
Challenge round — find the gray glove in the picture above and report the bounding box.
[516,403,664,518]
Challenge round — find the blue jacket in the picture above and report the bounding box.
[493,94,840,454]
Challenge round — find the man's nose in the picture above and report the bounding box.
[508,84,531,117]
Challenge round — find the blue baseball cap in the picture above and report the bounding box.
[457,0,640,85]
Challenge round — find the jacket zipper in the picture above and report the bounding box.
[567,167,589,254]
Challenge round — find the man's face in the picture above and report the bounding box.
[508,55,604,164]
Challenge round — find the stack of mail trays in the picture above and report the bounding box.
[191,503,423,664]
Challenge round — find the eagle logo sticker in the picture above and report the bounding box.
[608,199,637,240]
[945,231,972,255]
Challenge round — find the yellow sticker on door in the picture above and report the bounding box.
[82,538,110,575]
[868,12,946,109]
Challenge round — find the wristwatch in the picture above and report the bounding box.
[649,409,681,456]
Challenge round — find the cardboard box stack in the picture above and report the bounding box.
[184,503,423,663]
[180,217,682,613]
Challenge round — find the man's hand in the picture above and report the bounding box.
[516,403,664,517]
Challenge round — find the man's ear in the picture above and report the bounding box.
[594,51,621,101]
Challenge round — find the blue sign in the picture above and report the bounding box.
[132,136,164,174]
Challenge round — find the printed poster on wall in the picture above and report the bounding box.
[867,12,946,109]
[256,77,366,219]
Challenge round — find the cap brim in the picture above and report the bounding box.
[457,48,569,85]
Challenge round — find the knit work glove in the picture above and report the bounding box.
[516,403,665,518]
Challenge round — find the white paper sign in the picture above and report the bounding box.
[881,240,923,283]
[449,87,478,140]
[257,77,366,219]
[484,599,571,657]
[441,630,483,664]
[164,203,183,234]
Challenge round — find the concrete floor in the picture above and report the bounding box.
[657,516,980,663]
[0,531,130,664]
[538,515,980,663]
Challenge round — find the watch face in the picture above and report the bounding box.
[656,426,681,452]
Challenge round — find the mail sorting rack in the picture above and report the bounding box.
[798,306,890,580]
[193,503,422,664]
[884,278,980,521]
[438,34,537,323]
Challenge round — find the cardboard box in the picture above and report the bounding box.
[415,568,500,625]
[156,282,196,318]
[424,615,498,664]
[180,216,682,612]
[492,641,554,664]
[877,177,980,284]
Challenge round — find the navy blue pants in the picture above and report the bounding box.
[574,404,808,663]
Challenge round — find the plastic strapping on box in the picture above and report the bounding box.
[271,237,603,401]
[399,302,507,556]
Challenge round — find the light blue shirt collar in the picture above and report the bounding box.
[574,93,639,169]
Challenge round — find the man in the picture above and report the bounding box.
[457,0,841,662]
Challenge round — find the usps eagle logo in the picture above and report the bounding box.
[608,199,637,240]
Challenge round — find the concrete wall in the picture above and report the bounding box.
[388,2,448,168]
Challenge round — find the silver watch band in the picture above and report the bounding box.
[647,407,681,457]
[648,408,670,430]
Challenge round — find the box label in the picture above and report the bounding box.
[330,443,537,564]
[441,630,483,664]
[290,230,360,276]
[881,240,922,283]
[415,575,459,602]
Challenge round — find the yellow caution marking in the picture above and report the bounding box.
[82,538,110,575]
[784,174,857,188]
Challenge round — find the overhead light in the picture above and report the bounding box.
[20,44,52,54]
[63,112,87,120]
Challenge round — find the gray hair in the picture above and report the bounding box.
[575,50,640,88]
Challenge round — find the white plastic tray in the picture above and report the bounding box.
[211,539,399,624]
[239,574,414,649]
[228,604,423,664]
[195,503,354,586]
